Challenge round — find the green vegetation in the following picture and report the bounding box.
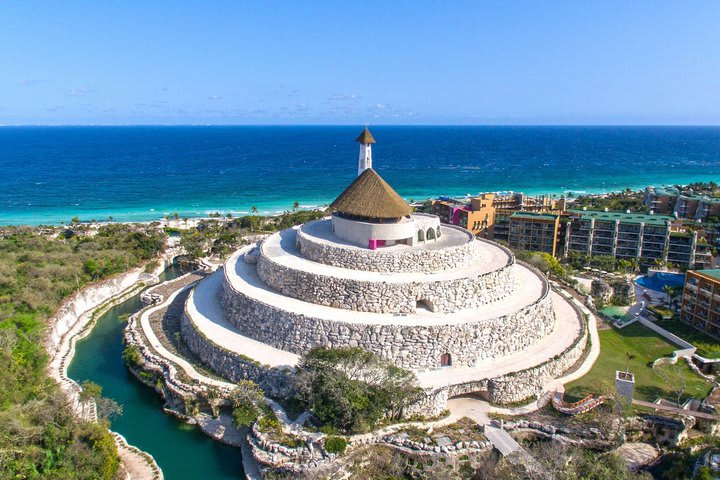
[565,323,713,403]
[514,250,570,280]
[293,347,421,433]
[656,319,720,359]
[324,435,347,455]
[0,224,164,477]
[230,380,265,428]
[570,188,645,212]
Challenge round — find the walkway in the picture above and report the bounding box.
[226,246,546,327]
[632,399,716,420]
[417,290,582,388]
[447,287,600,418]
[484,424,522,456]
[265,227,510,282]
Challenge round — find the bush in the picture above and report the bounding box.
[293,347,421,433]
[324,435,347,455]
[232,400,259,428]
[122,345,142,366]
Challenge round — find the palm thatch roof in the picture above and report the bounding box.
[355,127,376,144]
[330,168,412,219]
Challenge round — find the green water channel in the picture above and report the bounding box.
[68,264,245,479]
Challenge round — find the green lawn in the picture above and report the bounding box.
[655,319,720,359]
[565,323,713,403]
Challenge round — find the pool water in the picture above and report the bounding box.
[636,272,685,292]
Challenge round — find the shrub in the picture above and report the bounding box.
[232,400,259,428]
[324,435,347,455]
[122,345,142,366]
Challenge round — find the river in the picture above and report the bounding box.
[68,264,246,479]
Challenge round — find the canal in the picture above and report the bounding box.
[68,264,245,479]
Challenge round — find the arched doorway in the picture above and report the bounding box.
[418,229,425,242]
[440,353,452,367]
[427,228,436,240]
[416,299,434,312]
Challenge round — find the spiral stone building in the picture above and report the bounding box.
[180,129,588,414]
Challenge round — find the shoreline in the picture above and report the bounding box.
[2,179,715,228]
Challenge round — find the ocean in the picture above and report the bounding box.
[1,125,719,226]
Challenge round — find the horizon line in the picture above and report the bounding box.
[2,123,720,128]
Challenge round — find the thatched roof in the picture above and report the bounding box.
[355,127,376,144]
[330,168,412,219]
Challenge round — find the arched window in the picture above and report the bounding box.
[436,227,441,238]
[440,353,452,367]
[427,228,436,240]
[418,229,425,242]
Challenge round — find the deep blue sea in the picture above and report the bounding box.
[1,126,720,226]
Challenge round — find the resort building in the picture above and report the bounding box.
[431,193,495,236]
[431,192,565,239]
[563,209,711,268]
[508,212,560,255]
[680,269,720,339]
[644,186,720,220]
[178,128,588,416]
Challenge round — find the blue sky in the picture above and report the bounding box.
[1,1,719,125]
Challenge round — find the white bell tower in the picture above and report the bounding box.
[355,127,376,176]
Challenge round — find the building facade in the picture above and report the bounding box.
[508,212,560,255]
[431,192,564,239]
[680,269,720,339]
[644,186,720,220]
[563,210,711,268]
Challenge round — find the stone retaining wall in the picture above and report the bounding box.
[296,221,500,273]
[179,310,290,398]
[445,304,588,405]
[256,249,517,314]
[220,267,554,370]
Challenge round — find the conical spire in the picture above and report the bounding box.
[355,127,376,144]
[330,168,411,219]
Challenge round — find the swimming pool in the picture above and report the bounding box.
[636,272,685,292]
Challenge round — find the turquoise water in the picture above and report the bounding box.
[67,265,245,479]
[636,272,686,292]
[2,126,720,225]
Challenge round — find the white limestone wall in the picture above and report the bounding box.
[219,269,555,370]
[296,223,493,273]
[256,250,517,314]
[331,214,417,247]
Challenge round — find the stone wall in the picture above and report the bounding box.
[220,269,555,370]
[296,221,503,273]
[445,307,588,405]
[179,310,290,398]
[256,250,517,314]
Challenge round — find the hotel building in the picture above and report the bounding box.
[680,269,720,339]
[508,212,561,256]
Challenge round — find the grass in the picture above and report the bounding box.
[565,323,713,403]
[655,319,720,359]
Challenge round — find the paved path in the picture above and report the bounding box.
[484,425,523,456]
[447,288,601,418]
[418,289,582,388]
[226,246,545,327]
[265,227,510,282]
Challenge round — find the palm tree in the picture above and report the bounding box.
[251,206,258,215]
[662,285,675,304]
[625,352,635,374]
[292,201,300,212]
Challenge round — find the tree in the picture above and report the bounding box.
[625,352,635,374]
[293,347,421,433]
[230,381,265,428]
[662,285,675,304]
[654,362,688,406]
[292,201,300,212]
[251,206,258,214]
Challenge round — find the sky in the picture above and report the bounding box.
[1,1,719,125]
